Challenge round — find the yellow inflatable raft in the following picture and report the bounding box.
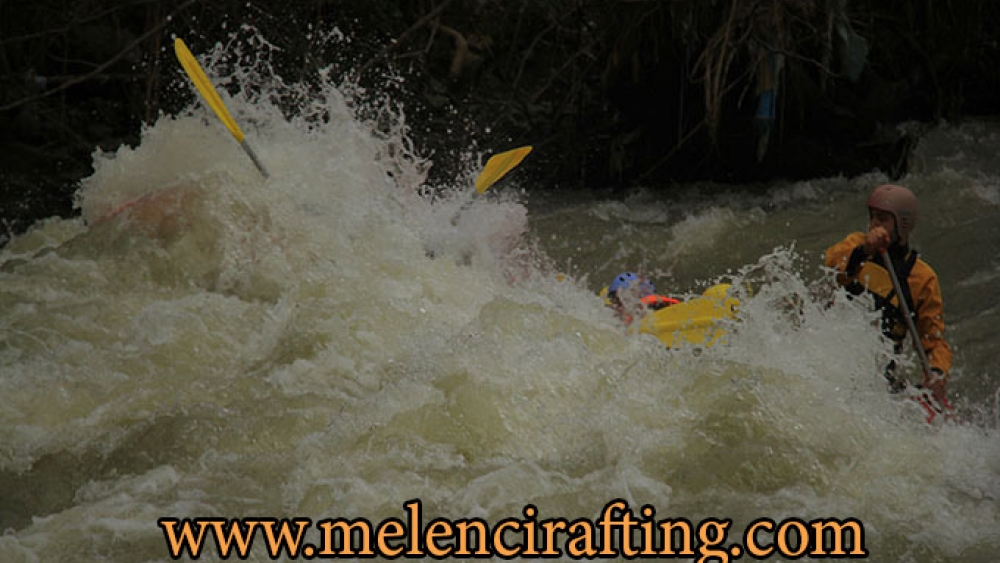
[602,283,740,348]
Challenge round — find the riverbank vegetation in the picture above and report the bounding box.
[2,0,998,239]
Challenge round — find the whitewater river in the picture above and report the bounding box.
[1,45,998,562]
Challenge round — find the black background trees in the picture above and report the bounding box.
[2,0,998,241]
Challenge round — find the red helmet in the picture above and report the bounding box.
[867,184,918,239]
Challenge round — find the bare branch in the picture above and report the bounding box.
[0,0,201,113]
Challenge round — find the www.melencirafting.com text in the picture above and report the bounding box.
[158,499,868,561]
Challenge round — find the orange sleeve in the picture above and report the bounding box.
[825,232,866,284]
[912,266,953,376]
[825,232,865,269]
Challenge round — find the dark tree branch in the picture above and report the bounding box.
[0,0,200,113]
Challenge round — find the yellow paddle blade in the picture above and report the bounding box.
[174,38,245,143]
[475,146,532,194]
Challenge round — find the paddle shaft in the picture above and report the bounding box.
[240,139,270,179]
[880,250,934,382]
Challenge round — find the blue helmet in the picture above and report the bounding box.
[609,272,655,295]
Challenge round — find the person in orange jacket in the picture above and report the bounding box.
[606,272,679,326]
[825,184,952,401]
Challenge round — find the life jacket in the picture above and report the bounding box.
[641,294,680,310]
[614,294,678,325]
[826,232,953,377]
[845,249,919,342]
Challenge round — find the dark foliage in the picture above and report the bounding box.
[2,0,999,241]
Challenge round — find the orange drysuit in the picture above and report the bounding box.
[825,232,952,376]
